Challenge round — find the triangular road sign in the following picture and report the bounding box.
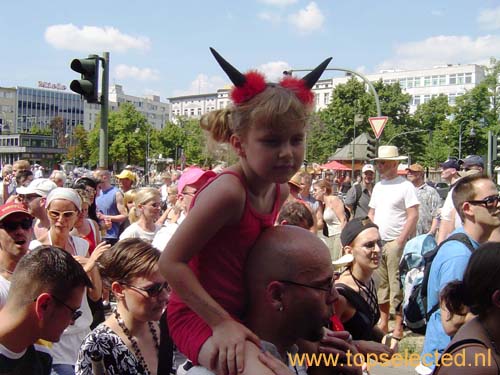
[368,116,388,139]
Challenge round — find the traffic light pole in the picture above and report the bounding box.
[99,52,109,169]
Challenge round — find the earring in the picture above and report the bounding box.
[278,306,283,312]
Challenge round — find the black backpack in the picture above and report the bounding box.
[401,233,473,334]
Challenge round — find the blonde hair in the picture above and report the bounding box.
[200,85,310,143]
[123,189,138,212]
[129,187,160,223]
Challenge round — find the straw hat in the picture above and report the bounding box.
[373,145,408,161]
[288,172,303,189]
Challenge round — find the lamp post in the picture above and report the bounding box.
[458,123,475,160]
[135,126,151,185]
[386,129,427,144]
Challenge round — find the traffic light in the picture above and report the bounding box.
[366,135,377,159]
[70,56,99,103]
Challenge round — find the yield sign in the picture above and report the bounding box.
[368,116,388,139]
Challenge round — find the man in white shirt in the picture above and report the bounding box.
[368,146,419,343]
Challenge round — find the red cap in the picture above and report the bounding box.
[0,202,32,222]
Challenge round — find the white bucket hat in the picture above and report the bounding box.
[373,145,408,161]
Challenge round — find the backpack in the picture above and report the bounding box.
[400,232,473,335]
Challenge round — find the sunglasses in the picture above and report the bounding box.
[467,194,500,209]
[47,210,77,220]
[122,282,170,298]
[0,218,33,231]
[50,295,82,321]
[278,272,340,294]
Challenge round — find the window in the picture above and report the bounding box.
[414,77,421,87]
[424,76,431,86]
[424,95,431,103]
[457,73,465,84]
[399,78,406,89]
[324,92,330,104]
[407,77,414,88]
[432,75,439,86]
[448,93,456,105]
[439,75,446,86]
[465,73,472,84]
[413,96,421,106]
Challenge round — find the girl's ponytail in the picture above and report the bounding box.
[200,108,233,143]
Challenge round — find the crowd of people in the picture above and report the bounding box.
[1,47,500,375]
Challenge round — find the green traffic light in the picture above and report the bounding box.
[70,57,99,103]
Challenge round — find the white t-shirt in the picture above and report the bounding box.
[152,222,179,251]
[440,186,462,229]
[369,176,420,241]
[119,222,161,243]
[0,274,11,310]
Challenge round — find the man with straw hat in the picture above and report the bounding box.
[368,145,419,346]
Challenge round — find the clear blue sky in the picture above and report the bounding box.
[1,0,499,100]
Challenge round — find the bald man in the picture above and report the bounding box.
[183,226,361,375]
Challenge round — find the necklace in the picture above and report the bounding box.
[114,308,160,375]
[349,269,379,326]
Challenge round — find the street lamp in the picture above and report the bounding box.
[458,123,475,160]
[135,126,151,185]
[386,129,427,144]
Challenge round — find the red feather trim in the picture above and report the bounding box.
[230,71,267,104]
[279,76,314,105]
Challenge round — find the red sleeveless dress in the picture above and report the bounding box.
[167,171,281,363]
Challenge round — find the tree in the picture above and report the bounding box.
[49,117,66,148]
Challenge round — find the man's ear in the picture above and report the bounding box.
[230,134,246,157]
[491,290,500,309]
[267,281,285,311]
[34,293,52,320]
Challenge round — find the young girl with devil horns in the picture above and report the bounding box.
[159,48,331,374]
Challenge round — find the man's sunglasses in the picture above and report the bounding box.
[50,295,82,321]
[0,218,33,231]
[121,282,170,298]
[467,194,500,209]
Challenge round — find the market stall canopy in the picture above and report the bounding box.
[320,160,351,171]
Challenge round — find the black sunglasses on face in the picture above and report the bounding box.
[0,218,33,231]
[50,295,82,321]
[278,272,340,294]
[122,282,170,298]
[467,194,500,209]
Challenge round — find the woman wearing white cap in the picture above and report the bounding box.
[29,187,109,375]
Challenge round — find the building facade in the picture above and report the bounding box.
[167,63,487,121]
[84,84,170,131]
[0,133,66,168]
[15,85,84,134]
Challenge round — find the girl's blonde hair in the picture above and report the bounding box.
[129,187,160,223]
[123,189,137,212]
[200,85,310,143]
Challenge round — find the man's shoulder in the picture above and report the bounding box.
[0,343,52,375]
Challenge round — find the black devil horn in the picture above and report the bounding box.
[302,57,333,89]
[210,47,246,87]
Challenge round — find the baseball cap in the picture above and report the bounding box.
[116,170,136,181]
[340,217,379,247]
[16,178,57,197]
[177,167,216,197]
[440,157,461,170]
[462,155,484,169]
[406,163,424,173]
[0,202,33,222]
[361,164,374,173]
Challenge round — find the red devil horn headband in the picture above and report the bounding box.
[209,47,332,105]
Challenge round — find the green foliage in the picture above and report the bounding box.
[29,126,52,136]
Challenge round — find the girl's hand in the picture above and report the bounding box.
[258,351,294,375]
[86,241,112,269]
[211,319,260,375]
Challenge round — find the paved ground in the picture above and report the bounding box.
[369,327,424,375]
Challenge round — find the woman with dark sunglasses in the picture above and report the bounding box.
[29,187,108,375]
[334,218,395,359]
[76,238,172,375]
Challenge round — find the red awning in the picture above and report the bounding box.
[320,160,352,171]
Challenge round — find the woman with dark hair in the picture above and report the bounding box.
[75,238,172,375]
[433,242,500,374]
[72,177,99,223]
[334,217,395,356]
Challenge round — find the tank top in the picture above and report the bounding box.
[168,170,282,320]
[323,206,341,237]
[82,219,97,255]
[96,186,120,240]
